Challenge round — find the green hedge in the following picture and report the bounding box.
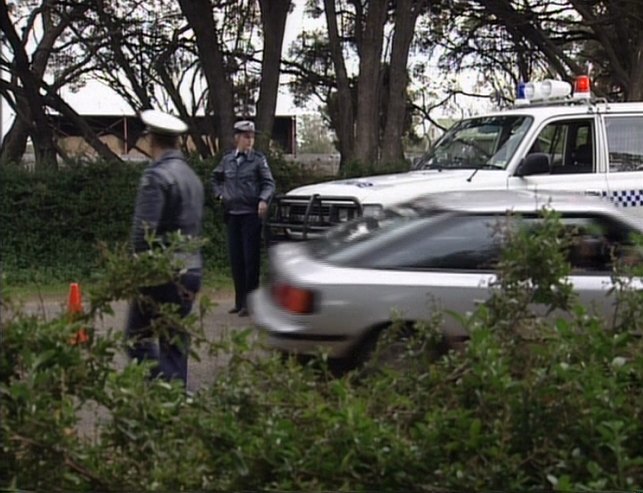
[1,161,138,284]
[0,153,311,285]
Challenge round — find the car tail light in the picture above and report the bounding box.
[271,282,316,314]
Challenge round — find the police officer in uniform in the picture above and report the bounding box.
[125,109,204,385]
[212,120,275,317]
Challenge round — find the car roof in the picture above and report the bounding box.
[473,100,643,120]
[410,189,626,217]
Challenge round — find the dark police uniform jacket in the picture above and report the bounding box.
[211,149,275,215]
[131,149,204,270]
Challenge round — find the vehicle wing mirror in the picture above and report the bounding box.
[515,152,550,177]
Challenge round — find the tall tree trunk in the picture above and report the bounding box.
[0,7,55,168]
[0,112,29,166]
[353,0,387,166]
[156,47,212,158]
[255,0,291,153]
[0,1,74,168]
[324,0,356,167]
[178,0,235,151]
[381,0,421,164]
[627,38,643,101]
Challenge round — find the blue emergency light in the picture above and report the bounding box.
[514,81,529,106]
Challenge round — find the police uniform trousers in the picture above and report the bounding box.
[226,212,262,311]
[125,269,202,385]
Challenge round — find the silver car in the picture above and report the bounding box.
[250,189,643,366]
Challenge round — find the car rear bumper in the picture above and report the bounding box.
[248,287,358,358]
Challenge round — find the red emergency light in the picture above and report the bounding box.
[573,75,591,99]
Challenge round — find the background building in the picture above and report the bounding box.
[48,113,296,159]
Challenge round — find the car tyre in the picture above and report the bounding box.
[350,323,460,375]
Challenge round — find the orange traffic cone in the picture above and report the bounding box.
[68,283,83,314]
[67,282,89,345]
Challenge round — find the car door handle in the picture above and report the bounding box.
[585,190,603,197]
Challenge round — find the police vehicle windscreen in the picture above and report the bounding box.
[416,115,533,170]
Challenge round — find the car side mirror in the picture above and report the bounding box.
[514,152,550,177]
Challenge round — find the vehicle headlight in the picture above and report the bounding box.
[362,204,383,217]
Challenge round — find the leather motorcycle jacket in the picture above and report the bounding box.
[211,149,275,215]
[131,149,204,270]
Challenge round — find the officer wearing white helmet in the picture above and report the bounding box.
[125,109,204,385]
[211,119,275,317]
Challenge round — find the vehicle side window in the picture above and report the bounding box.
[512,216,611,273]
[365,215,503,270]
[566,226,612,272]
[605,116,643,172]
[529,119,594,174]
[560,216,642,273]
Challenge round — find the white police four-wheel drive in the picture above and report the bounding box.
[269,76,643,240]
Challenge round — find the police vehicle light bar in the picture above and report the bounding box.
[542,80,572,99]
[524,79,572,101]
[515,76,591,105]
[524,81,544,100]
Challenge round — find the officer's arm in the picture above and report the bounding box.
[211,159,225,200]
[131,170,165,252]
[258,156,276,203]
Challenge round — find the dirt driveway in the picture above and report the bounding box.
[6,288,260,393]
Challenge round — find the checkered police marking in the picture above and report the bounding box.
[598,189,643,207]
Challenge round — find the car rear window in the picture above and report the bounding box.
[308,208,643,272]
[308,211,506,270]
[307,205,439,261]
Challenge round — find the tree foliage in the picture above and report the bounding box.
[0,1,121,168]
[2,0,643,169]
[436,0,643,103]
[0,0,291,166]
[286,0,432,168]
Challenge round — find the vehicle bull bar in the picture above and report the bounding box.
[265,194,363,242]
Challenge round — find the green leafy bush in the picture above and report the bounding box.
[1,192,642,491]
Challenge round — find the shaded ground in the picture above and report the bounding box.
[3,287,258,392]
[3,287,267,438]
